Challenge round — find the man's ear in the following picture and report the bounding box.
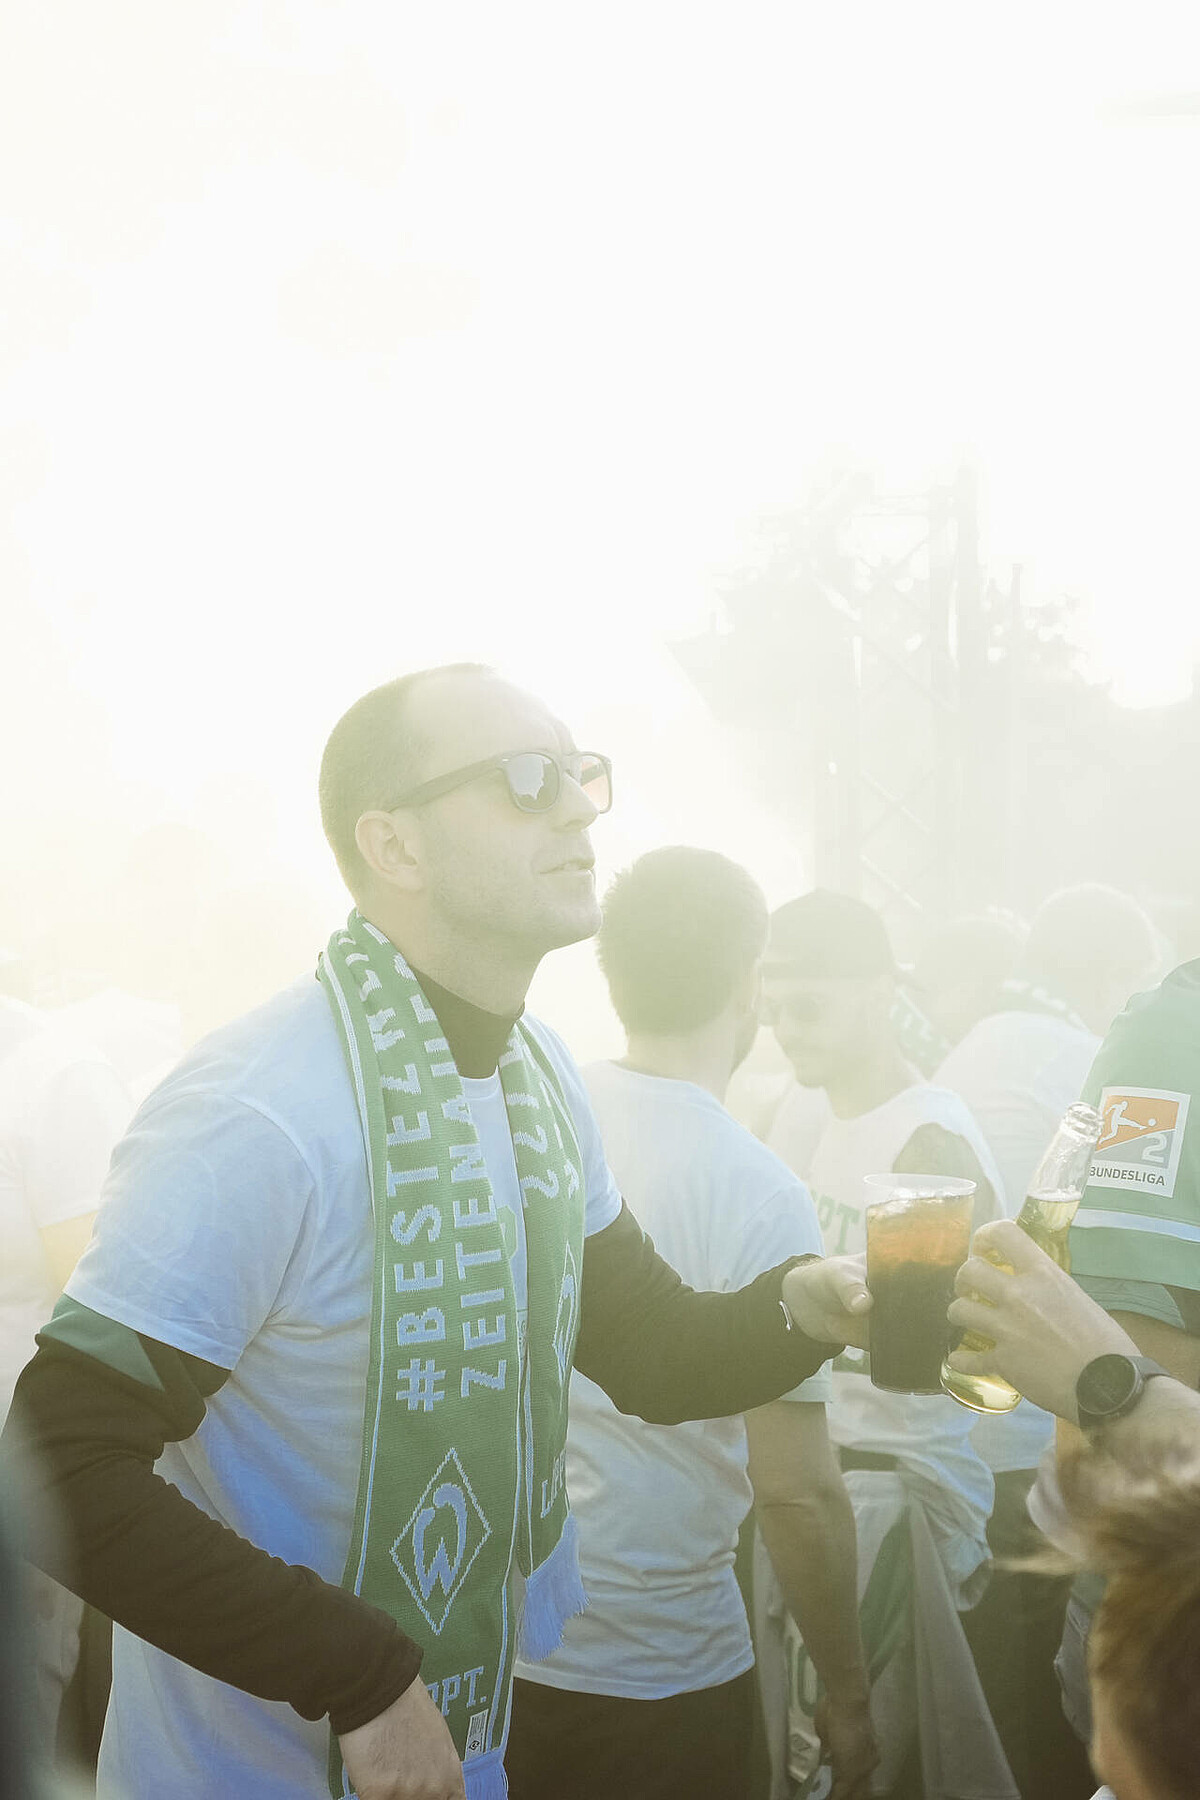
[354,809,423,893]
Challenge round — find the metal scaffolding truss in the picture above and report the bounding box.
[673,467,994,948]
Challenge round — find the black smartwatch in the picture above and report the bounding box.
[1075,1353,1171,1433]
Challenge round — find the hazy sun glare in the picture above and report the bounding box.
[3,1,1199,1051]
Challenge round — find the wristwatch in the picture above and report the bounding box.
[1075,1352,1171,1433]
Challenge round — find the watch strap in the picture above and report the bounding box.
[778,1253,824,1333]
[1076,1353,1171,1433]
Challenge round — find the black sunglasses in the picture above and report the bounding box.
[386,749,613,816]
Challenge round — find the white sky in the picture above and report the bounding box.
[3,1,1199,1051]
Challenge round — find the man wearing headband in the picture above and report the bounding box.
[5,668,871,1800]
[759,890,1014,1800]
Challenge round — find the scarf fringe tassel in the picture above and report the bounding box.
[515,1510,587,1664]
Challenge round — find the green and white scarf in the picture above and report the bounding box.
[320,913,587,1800]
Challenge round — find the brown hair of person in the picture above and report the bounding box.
[1062,1424,1200,1800]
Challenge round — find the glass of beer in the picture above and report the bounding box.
[941,1102,1103,1414]
[864,1176,975,1394]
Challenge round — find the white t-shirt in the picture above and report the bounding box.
[934,1012,1100,1473]
[0,999,132,1420]
[758,1080,832,1182]
[65,975,622,1800]
[802,1084,999,1522]
[934,1013,1099,1221]
[517,1062,830,1701]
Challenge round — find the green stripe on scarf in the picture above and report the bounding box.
[320,914,587,1799]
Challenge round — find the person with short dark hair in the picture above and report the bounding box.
[4,667,872,1800]
[593,846,769,1037]
[506,849,875,1800]
[759,890,1015,1799]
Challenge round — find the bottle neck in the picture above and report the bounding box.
[1016,1191,1082,1269]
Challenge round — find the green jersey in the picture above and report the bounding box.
[1070,960,1200,1325]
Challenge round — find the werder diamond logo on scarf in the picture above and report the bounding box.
[320,914,588,1800]
[392,1449,493,1636]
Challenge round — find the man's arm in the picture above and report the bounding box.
[4,1316,422,1734]
[1097,1369,1200,1443]
[7,1310,469,1800]
[574,1206,870,1424]
[1104,1310,1200,1387]
[893,1123,998,1228]
[745,1401,876,1799]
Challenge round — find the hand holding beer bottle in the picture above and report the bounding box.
[940,1101,1103,1414]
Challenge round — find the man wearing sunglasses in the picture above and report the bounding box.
[758,890,1012,1800]
[7,664,873,1800]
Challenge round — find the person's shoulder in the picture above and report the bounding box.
[1134,959,1200,1007]
[717,1112,818,1212]
[939,1011,1096,1087]
[1094,961,1200,1062]
[931,1015,1040,1106]
[590,1061,813,1200]
[920,1079,986,1115]
[933,1014,1006,1075]
[703,1106,823,1257]
[911,1080,1008,1149]
[139,975,351,1149]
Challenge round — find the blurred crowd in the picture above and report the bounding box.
[2,669,1198,1800]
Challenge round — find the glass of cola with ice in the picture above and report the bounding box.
[864,1175,975,1394]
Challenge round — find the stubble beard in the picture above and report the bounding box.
[441,871,602,969]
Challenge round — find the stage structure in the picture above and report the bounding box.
[672,466,1018,953]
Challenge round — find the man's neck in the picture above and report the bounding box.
[359,905,537,1016]
[824,1046,916,1120]
[619,1027,733,1102]
[411,967,519,1079]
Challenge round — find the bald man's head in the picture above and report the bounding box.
[318,663,494,892]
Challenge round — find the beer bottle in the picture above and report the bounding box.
[941,1101,1103,1413]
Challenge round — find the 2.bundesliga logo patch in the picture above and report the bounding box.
[1089,1087,1191,1198]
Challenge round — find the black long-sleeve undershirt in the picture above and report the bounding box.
[5,1204,837,1736]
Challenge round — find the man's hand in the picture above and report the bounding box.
[816,1693,879,1800]
[945,1220,1138,1422]
[782,1254,872,1350]
[338,1679,465,1800]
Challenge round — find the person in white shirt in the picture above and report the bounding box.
[0,996,133,1767]
[933,884,1160,1799]
[895,911,1028,1077]
[507,850,876,1800]
[760,890,1016,1800]
[935,886,1158,1218]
